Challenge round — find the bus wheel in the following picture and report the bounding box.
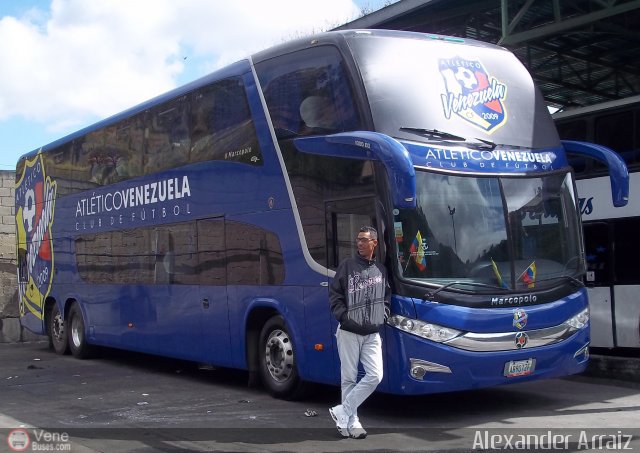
[258,315,307,400]
[47,303,69,355]
[68,304,95,359]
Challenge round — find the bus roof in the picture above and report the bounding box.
[251,29,504,64]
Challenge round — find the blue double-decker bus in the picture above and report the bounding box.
[16,30,628,398]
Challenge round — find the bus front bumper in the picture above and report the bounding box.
[380,324,590,395]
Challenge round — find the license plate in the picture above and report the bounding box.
[504,358,536,378]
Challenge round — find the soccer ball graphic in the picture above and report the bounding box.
[455,67,478,89]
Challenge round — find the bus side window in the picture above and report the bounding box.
[328,212,374,270]
[120,229,154,284]
[154,223,198,285]
[114,116,145,180]
[225,221,284,285]
[325,197,377,271]
[189,88,216,161]
[145,96,190,174]
[189,78,262,166]
[44,142,76,196]
[79,129,106,185]
[197,218,226,286]
[583,222,611,285]
[74,122,147,186]
[613,218,640,284]
[262,72,303,135]
[76,234,116,284]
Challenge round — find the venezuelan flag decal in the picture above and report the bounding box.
[410,230,427,271]
[519,261,537,288]
[15,152,57,320]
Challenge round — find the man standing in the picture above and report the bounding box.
[329,226,391,439]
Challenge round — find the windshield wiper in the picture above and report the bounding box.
[399,127,497,150]
[400,127,465,141]
[472,137,497,150]
[425,281,509,301]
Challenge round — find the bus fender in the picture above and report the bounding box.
[242,296,309,381]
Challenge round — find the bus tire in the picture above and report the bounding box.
[68,304,95,359]
[47,303,69,355]
[258,315,307,400]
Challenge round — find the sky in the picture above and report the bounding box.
[0,0,395,170]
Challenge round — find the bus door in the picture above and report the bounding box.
[325,196,380,382]
[583,222,615,348]
[196,217,232,365]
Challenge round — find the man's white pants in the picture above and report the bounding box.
[336,328,383,420]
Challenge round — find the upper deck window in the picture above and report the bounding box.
[255,45,362,138]
[42,76,261,196]
[146,78,262,173]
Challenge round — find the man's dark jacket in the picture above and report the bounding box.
[329,254,391,335]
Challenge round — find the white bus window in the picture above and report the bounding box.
[583,222,611,285]
[614,219,640,284]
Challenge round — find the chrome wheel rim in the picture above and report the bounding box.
[71,315,83,348]
[52,313,64,342]
[264,329,293,383]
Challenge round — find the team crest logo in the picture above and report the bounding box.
[513,308,528,330]
[514,332,529,349]
[15,152,57,320]
[439,57,508,133]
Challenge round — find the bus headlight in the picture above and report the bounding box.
[388,315,462,342]
[566,307,589,330]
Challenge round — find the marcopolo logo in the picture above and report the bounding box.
[439,57,508,133]
[491,295,537,306]
[15,152,57,320]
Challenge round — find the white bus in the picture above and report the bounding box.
[555,96,640,351]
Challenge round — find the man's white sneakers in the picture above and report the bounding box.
[329,405,350,438]
[349,416,368,439]
[330,405,368,439]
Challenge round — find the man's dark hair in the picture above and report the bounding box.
[359,226,378,240]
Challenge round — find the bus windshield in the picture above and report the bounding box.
[394,170,584,290]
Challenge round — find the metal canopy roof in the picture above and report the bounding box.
[337,0,640,112]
